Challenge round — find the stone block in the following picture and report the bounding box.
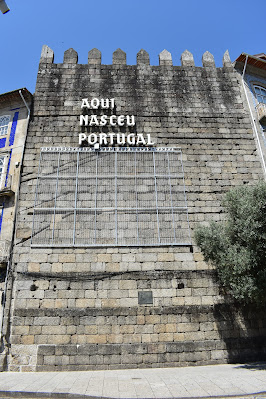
[47,335,71,345]
[41,299,55,308]
[101,299,119,307]
[51,263,63,273]
[86,335,107,344]
[63,48,78,64]
[33,317,58,326]
[40,45,54,64]
[145,315,160,324]
[165,324,177,333]
[30,253,48,262]
[202,51,215,67]
[157,253,175,262]
[36,280,49,290]
[21,335,34,345]
[158,333,174,342]
[211,350,227,360]
[121,253,135,262]
[66,326,76,335]
[172,297,185,306]
[97,254,112,262]
[77,345,97,355]
[184,297,201,306]
[26,299,40,308]
[200,322,214,332]
[137,49,150,65]
[223,50,232,68]
[120,298,138,307]
[119,280,137,290]
[59,254,76,263]
[12,325,29,335]
[174,253,194,261]
[136,253,157,262]
[28,263,40,273]
[113,48,126,65]
[159,49,172,66]
[88,48,101,65]
[76,298,95,308]
[177,322,199,333]
[21,365,36,372]
[181,50,195,67]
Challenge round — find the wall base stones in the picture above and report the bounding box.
[8,345,37,372]
[8,301,266,371]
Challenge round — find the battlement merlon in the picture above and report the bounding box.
[39,45,233,69]
[39,45,54,64]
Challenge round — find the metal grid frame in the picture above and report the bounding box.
[31,147,191,247]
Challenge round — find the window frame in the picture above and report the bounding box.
[0,154,9,190]
[0,115,10,136]
[253,85,266,105]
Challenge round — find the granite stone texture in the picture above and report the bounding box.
[2,46,265,371]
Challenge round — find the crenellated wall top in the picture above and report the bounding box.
[39,45,232,68]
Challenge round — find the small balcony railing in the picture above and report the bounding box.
[0,240,11,263]
[0,174,14,197]
[256,102,266,124]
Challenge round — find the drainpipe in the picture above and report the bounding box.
[0,89,31,346]
[241,55,266,177]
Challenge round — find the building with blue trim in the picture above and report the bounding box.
[234,53,266,175]
[0,88,32,288]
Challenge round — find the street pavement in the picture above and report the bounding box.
[0,363,266,399]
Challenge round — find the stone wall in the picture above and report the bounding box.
[11,304,266,371]
[2,46,265,371]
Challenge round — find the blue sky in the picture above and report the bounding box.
[1,0,265,94]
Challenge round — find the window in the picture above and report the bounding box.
[31,147,191,247]
[0,156,6,189]
[254,86,266,104]
[0,115,10,136]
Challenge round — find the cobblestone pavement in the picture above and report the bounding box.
[0,363,266,399]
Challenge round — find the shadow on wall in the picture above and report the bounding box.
[213,302,266,364]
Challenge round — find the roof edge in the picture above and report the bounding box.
[0,88,33,107]
[234,53,266,71]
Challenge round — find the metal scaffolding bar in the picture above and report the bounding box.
[135,152,139,245]
[153,151,160,244]
[115,151,118,245]
[73,152,79,246]
[167,151,176,242]
[94,152,98,244]
[51,152,60,245]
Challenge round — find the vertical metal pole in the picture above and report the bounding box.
[115,151,118,245]
[180,150,191,244]
[167,152,176,243]
[73,151,79,246]
[51,152,61,245]
[94,151,98,244]
[153,151,160,243]
[135,152,139,245]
